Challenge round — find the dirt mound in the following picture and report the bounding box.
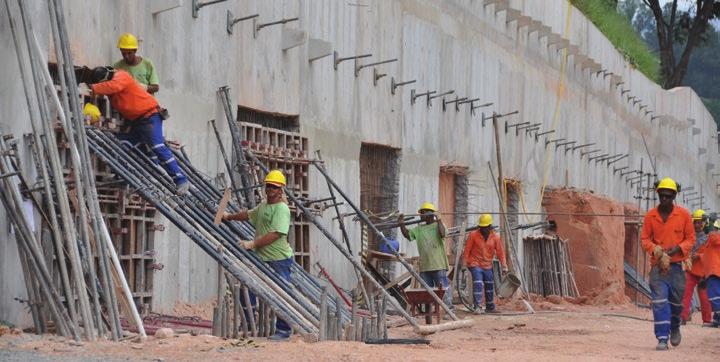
[542,188,629,305]
[171,299,216,320]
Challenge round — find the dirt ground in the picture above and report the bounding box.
[2,304,718,362]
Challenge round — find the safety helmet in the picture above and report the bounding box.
[89,66,115,84]
[117,33,139,50]
[478,214,493,227]
[655,177,678,193]
[264,169,286,187]
[83,103,101,123]
[417,202,437,213]
[692,209,706,221]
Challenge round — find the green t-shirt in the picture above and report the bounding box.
[248,202,294,262]
[408,223,449,272]
[112,57,159,86]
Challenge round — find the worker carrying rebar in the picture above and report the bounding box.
[462,214,508,314]
[680,209,713,326]
[222,169,294,341]
[640,177,694,351]
[398,202,454,310]
[699,222,720,327]
[87,66,189,193]
[113,33,160,94]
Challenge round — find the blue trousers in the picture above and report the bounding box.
[118,113,187,185]
[469,267,496,310]
[243,257,293,336]
[649,263,685,341]
[707,275,720,325]
[420,270,453,309]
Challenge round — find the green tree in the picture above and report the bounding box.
[641,0,720,89]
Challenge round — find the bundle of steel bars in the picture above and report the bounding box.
[522,234,579,298]
[85,127,355,336]
[2,0,144,341]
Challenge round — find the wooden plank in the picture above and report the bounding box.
[213,188,232,225]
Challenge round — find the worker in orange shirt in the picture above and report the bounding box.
[641,178,694,350]
[463,214,508,314]
[87,66,189,194]
[700,226,720,327]
[680,209,713,325]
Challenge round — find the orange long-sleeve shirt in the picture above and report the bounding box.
[463,230,507,270]
[640,206,694,266]
[699,232,720,278]
[91,70,158,121]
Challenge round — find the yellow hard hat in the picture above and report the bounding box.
[117,33,138,50]
[478,214,493,227]
[264,169,286,187]
[418,202,437,213]
[83,103,101,123]
[692,209,706,220]
[656,177,678,193]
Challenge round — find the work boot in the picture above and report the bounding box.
[485,308,500,314]
[268,332,290,342]
[670,328,681,347]
[176,181,190,194]
[472,306,484,315]
[701,322,717,328]
[656,340,669,351]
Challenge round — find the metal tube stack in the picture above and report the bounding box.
[522,234,579,297]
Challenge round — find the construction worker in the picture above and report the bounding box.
[701,228,720,327]
[640,177,694,350]
[222,170,294,340]
[398,202,453,310]
[463,214,508,314]
[113,33,160,94]
[87,66,189,193]
[680,209,713,325]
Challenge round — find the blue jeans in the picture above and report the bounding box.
[118,113,187,185]
[243,257,293,337]
[649,263,685,341]
[707,275,720,325]
[420,269,453,309]
[469,267,496,310]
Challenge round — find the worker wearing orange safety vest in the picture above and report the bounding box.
[700,223,720,327]
[641,177,694,351]
[463,214,508,314]
[680,209,713,325]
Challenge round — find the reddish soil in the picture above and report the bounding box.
[172,299,216,321]
[2,304,718,361]
[542,188,629,305]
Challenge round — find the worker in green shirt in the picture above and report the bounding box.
[113,33,160,94]
[222,169,294,341]
[399,202,453,309]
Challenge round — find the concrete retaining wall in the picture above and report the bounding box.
[1,0,717,326]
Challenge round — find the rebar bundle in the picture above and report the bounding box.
[2,0,144,341]
[84,127,353,336]
[522,234,579,298]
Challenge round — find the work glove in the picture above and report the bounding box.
[239,240,255,250]
[698,278,707,289]
[652,245,664,259]
[222,212,234,222]
[683,258,692,271]
[659,253,671,274]
[397,213,405,223]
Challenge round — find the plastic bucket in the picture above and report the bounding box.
[497,273,521,298]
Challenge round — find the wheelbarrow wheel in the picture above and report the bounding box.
[455,265,476,312]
